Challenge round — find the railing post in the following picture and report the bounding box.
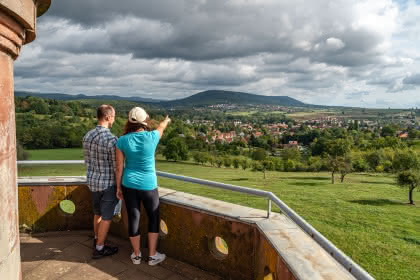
[267,199,272,218]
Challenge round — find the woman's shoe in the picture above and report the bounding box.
[131,252,141,264]
[148,252,166,266]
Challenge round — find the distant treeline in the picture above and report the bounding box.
[14,95,420,176]
[14,95,291,149]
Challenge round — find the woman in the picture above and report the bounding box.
[115,107,171,265]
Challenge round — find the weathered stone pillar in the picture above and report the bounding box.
[0,1,50,279]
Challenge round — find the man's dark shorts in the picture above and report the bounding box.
[91,185,118,221]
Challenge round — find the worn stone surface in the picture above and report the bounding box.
[0,9,21,280]
[18,185,93,232]
[0,0,51,43]
[0,1,50,279]
[20,231,220,280]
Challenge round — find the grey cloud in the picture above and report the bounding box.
[344,91,369,100]
[38,0,391,65]
[291,77,337,89]
[403,74,420,85]
[46,0,185,26]
[13,0,420,108]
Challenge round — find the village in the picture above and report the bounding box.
[185,111,416,149]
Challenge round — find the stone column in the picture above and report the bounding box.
[0,1,50,279]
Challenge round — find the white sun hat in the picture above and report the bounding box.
[128,107,149,125]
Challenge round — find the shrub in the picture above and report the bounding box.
[232,158,240,169]
[375,165,385,173]
[240,159,249,170]
[223,157,232,168]
[283,159,296,172]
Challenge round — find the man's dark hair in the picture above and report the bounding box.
[97,105,114,120]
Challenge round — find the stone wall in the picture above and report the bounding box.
[18,179,355,280]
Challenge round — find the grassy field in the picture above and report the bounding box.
[286,111,337,120]
[18,149,420,280]
[227,110,286,116]
[27,148,84,160]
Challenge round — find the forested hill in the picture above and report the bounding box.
[15,90,306,107]
[14,91,161,103]
[160,90,305,107]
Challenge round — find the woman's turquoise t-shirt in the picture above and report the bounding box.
[116,130,160,190]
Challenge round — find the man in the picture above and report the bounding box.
[83,105,119,259]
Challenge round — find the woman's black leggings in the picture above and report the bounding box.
[122,186,160,237]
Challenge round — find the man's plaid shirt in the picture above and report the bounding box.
[83,126,117,192]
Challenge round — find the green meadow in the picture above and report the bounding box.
[26,148,84,160]
[18,148,420,280]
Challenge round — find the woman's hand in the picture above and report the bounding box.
[116,187,123,200]
[157,115,171,137]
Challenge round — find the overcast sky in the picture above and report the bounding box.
[14,0,420,108]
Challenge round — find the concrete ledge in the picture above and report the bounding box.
[18,177,356,280]
[18,176,87,186]
[158,188,355,280]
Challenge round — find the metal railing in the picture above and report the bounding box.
[17,160,374,280]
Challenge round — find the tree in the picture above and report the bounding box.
[408,129,419,139]
[240,159,249,170]
[381,125,396,137]
[232,158,240,169]
[281,147,300,161]
[338,156,352,183]
[326,138,352,184]
[393,149,420,172]
[201,152,210,166]
[252,148,266,161]
[261,160,274,179]
[396,170,420,205]
[192,151,202,165]
[16,141,29,160]
[310,137,329,156]
[307,156,322,172]
[163,137,189,161]
[30,97,49,114]
[215,157,223,168]
[272,158,283,171]
[251,160,263,172]
[208,155,215,167]
[365,150,384,171]
[223,157,232,168]
[352,151,369,172]
[283,159,296,172]
[354,120,359,131]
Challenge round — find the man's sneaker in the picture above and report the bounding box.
[148,252,166,266]
[130,252,141,265]
[93,238,112,249]
[92,245,118,259]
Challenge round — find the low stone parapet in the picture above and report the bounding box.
[18,177,356,280]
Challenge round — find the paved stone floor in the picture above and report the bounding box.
[20,231,223,280]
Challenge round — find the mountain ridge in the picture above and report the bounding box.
[14,90,307,107]
[14,91,161,103]
[160,90,305,107]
